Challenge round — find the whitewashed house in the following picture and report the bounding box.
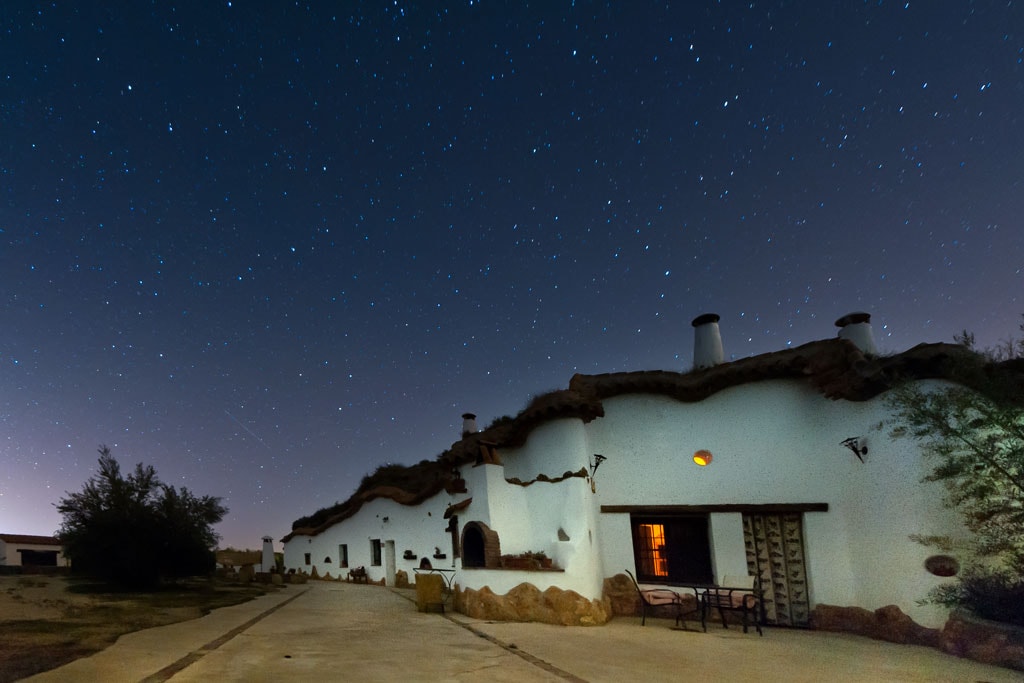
[283,313,990,630]
[0,534,67,569]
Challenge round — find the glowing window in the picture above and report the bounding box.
[636,523,669,577]
[630,515,713,584]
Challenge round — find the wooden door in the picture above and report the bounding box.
[742,513,810,627]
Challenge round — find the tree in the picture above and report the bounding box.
[57,446,228,588]
[887,319,1024,624]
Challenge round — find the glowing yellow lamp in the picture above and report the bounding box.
[693,450,713,466]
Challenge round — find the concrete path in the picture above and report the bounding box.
[24,581,1024,682]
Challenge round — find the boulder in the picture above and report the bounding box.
[810,604,940,647]
[603,573,641,616]
[940,610,1024,671]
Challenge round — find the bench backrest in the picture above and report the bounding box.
[722,574,755,590]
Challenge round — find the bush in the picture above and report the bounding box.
[929,567,1024,627]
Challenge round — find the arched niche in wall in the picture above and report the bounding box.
[461,521,501,568]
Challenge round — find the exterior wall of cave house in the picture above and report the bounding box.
[283,313,978,630]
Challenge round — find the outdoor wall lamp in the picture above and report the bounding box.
[693,449,713,466]
[841,437,868,463]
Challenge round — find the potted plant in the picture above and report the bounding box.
[526,550,553,569]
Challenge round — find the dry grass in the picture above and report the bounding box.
[0,574,280,682]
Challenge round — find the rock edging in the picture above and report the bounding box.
[811,604,1024,671]
[455,583,611,626]
[940,609,1024,671]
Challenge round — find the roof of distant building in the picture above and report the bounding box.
[0,534,63,546]
[215,549,263,567]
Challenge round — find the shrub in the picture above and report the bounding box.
[928,567,1024,627]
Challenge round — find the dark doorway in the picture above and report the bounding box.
[19,549,58,567]
[462,525,485,567]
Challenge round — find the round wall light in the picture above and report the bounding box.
[693,450,713,466]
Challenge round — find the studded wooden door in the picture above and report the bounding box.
[742,513,810,627]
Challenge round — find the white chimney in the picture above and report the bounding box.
[461,413,478,437]
[261,536,275,573]
[692,313,724,369]
[835,312,878,355]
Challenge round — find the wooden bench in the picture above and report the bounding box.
[701,575,763,635]
[347,566,369,583]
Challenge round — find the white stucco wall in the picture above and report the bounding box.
[285,419,608,600]
[587,380,964,627]
[457,420,606,598]
[284,493,458,584]
[709,513,749,580]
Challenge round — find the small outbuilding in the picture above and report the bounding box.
[215,549,263,576]
[0,534,66,569]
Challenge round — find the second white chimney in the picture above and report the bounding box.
[692,313,724,369]
[461,413,478,437]
[835,312,878,355]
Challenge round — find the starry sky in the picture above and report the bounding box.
[2,2,1022,551]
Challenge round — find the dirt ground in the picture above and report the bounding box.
[0,574,273,682]
[2,574,115,619]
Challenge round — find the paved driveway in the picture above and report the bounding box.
[26,581,1024,682]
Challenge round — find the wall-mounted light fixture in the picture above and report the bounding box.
[693,449,713,466]
[589,454,608,492]
[841,437,868,463]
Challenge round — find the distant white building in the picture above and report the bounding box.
[0,534,66,568]
[214,548,262,575]
[283,313,986,630]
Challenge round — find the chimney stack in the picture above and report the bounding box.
[261,536,275,573]
[461,413,478,437]
[692,313,724,369]
[835,312,878,355]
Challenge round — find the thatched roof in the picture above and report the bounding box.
[284,338,1021,542]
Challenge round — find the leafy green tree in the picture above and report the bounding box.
[57,446,227,588]
[889,381,1024,570]
[887,319,1024,623]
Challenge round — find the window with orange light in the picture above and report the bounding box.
[629,515,713,584]
[635,523,669,577]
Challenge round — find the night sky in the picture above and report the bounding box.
[2,2,1022,551]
